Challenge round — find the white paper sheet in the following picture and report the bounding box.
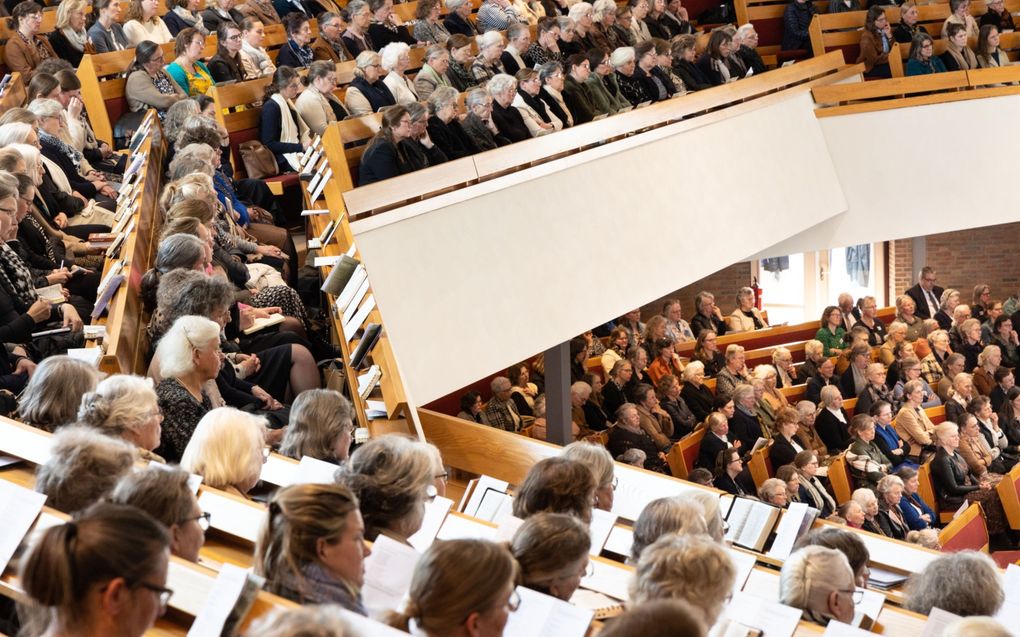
[920,608,964,637]
[435,512,497,542]
[293,456,341,485]
[726,547,757,593]
[186,563,251,637]
[461,475,510,517]
[767,502,810,560]
[823,621,876,637]
[495,515,526,542]
[603,525,632,557]
[0,481,47,574]
[259,453,297,487]
[589,509,618,556]
[343,295,376,344]
[579,558,631,601]
[362,535,420,616]
[611,463,707,521]
[715,592,802,637]
[197,491,262,543]
[503,586,593,637]
[851,587,885,628]
[408,496,454,551]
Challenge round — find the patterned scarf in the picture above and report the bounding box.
[19,32,51,61]
[39,131,83,173]
[287,39,314,66]
[0,243,38,312]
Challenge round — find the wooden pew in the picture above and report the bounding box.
[828,452,854,504]
[996,461,1020,530]
[938,501,1020,568]
[666,427,705,479]
[734,0,827,50]
[0,71,25,115]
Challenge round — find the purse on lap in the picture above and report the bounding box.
[238,141,279,179]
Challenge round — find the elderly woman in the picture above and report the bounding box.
[18,356,98,432]
[894,293,927,342]
[814,384,851,453]
[780,546,857,627]
[758,363,788,416]
[946,371,975,426]
[35,427,135,514]
[955,318,984,373]
[561,441,616,511]
[893,356,941,410]
[163,0,209,36]
[727,286,768,332]
[908,552,1003,618]
[942,0,980,39]
[379,42,419,106]
[793,450,835,517]
[487,73,531,143]
[295,61,349,136]
[201,0,245,32]
[715,344,749,401]
[414,0,451,44]
[358,105,420,186]
[77,375,164,461]
[674,361,712,426]
[511,513,589,602]
[652,375,692,439]
[47,0,89,67]
[345,51,397,116]
[585,48,631,115]
[338,435,438,544]
[166,29,214,96]
[153,315,219,463]
[632,534,735,628]
[341,0,375,55]
[181,407,267,498]
[276,13,314,68]
[630,496,709,563]
[932,421,1007,534]
[124,0,174,45]
[755,477,787,508]
[110,467,207,562]
[590,0,624,50]
[896,466,936,530]
[854,363,889,417]
[279,389,354,463]
[126,41,188,119]
[609,402,669,473]
[4,2,57,83]
[921,329,951,386]
[797,340,824,382]
[894,379,937,463]
[29,100,115,207]
[240,18,276,79]
[613,44,657,106]
[424,88,474,161]
[414,45,452,102]
[730,383,764,452]
[894,2,927,42]
[846,414,891,490]
[991,315,1020,369]
[958,410,1007,484]
[851,487,884,534]
[513,67,561,136]
[256,483,369,614]
[539,61,574,126]
[669,35,709,93]
[934,288,961,331]
[472,31,507,85]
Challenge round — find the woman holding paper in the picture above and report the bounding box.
[256,483,370,614]
[19,503,173,637]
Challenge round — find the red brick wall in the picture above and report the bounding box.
[922,223,1020,302]
[890,239,913,298]
[640,262,754,321]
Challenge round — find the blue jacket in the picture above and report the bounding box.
[899,492,936,530]
[905,57,948,76]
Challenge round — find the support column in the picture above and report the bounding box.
[911,236,927,280]
[543,341,572,446]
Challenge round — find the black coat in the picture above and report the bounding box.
[661,397,696,439]
[839,366,865,400]
[782,0,816,51]
[770,434,806,469]
[737,45,767,75]
[368,22,415,49]
[697,431,730,470]
[696,54,728,86]
[40,138,96,199]
[276,41,313,68]
[490,101,531,143]
[680,382,715,424]
[358,138,415,186]
[348,76,396,113]
[931,447,978,509]
[608,426,669,473]
[427,115,478,160]
[602,380,626,420]
[443,12,478,36]
[208,53,245,83]
[562,76,596,124]
[47,30,84,67]
[892,22,927,43]
[815,408,852,453]
[714,471,754,496]
[583,400,609,431]
[691,312,728,338]
[673,58,712,91]
[875,507,909,540]
[905,283,945,320]
[731,408,764,452]
[200,7,246,32]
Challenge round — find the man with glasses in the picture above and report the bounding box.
[906,266,945,320]
[779,545,860,626]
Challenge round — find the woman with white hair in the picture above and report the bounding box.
[78,375,165,461]
[779,546,857,626]
[472,30,507,83]
[426,86,477,160]
[590,0,627,51]
[379,42,420,105]
[181,407,268,497]
[30,99,116,206]
[734,23,766,74]
[906,551,1004,617]
[612,45,654,106]
[727,286,769,332]
[568,3,596,48]
[154,315,219,463]
[344,51,397,116]
[874,474,909,540]
[443,0,479,36]
[631,534,735,627]
[487,73,531,143]
[815,384,851,453]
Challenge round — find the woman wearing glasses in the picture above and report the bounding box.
[387,539,521,636]
[78,374,166,462]
[4,1,58,83]
[256,483,371,614]
[511,513,591,601]
[19,502,173,637]
[111,466,209,562]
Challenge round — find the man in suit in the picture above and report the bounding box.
[837,292,858,332]
[905,266,945,320]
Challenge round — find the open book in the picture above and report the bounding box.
[242,313,285,335]
[724,497,782,552]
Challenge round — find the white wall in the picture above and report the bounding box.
[352,92,847,404]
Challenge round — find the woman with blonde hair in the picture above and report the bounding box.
[48,0,89,66]
[279,389,354,464]
[510,512,590,601]
[123,0,174,45]
[181,407,267,497]
[386,539,520,635]
[338,435,438,543]
[255,483,370,614]
[77,374,164,460]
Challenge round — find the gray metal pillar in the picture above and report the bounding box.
[912,237,927,281]
[543,341,572,446]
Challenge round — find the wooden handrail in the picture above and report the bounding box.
[341,51,859,220]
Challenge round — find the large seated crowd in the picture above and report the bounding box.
[0,0,1012,633]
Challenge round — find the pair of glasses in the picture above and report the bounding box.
[838,589,865,605]
[131,581,175,610]
[180,511,212,531]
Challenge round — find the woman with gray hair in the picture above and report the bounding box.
[415,0,452,43]
[414,44,452,101]
[906,551,1003,617]
[153,315,220,463]
[341,0,374,54]
[727,286,769,332]
[344,50,397,116]
[874,474,909,539]
[78,374,165,460]
[472,30,507,83]
[18,355,100,432]
[281,389,355,463]
[443,0,478,36]
[34,426,136,514]
[426,86,478,159]
[488,73,531,142]
[931,421,1008,534]
[779,546,857,626]
[461,87,509,150]
[539,60,573,127]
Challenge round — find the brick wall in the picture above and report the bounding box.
[890,239,913,298]
[640,262,754,321]
[921,222,1020,302]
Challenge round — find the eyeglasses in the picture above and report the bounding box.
[181,511,212,531]
[133,581,174,609]
[226,33,242,40]
[838,588,865,605]
[435,471,449,481]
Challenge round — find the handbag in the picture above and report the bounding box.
[238,141,279,179]
[112,110,148,151]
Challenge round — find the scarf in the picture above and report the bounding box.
[172,6,207,33]
[285,39,314,66]
[946,42,977,69]
[18,32,51,62]
[517,89,551,122]
[270,93,307,171]
[21,216,56,263]
[0,243,38,312]
[322,33,349,61]
[447,60,473,89]
[40,131,83,173]
[61,27,87,52]
[308,86,339,126]
[241,41,275,77]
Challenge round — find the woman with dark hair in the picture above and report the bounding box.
[976,24,1008,67]
[697,29,735,86]
[208,21,246,83]
[358,105,417,186]
[276,12,314,68]
[26,72,60,105]
[857,5,894,79]
[633,40,671,100]
[5,1,57,83]
[458,391,485,423]
[163,0,209,36]
[88,0,131,52]
[941,22,978,70]
[166,28,215,95]
[259,65,311,172]
[904,32,946,75]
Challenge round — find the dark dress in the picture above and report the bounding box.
[661,397,696,439]
[815,408,852,453]
[490,101,531,142]
[608,425,669,473]
[583,400,609,431]
[714,471,755,496]
[697,431,730,470]
[931,446,1007,534]
[155,378,213,463]
[208,53,245,83]
[368,21,415,49]
[770,434,807,469]
[259,98,304,172]
[358,138,414,186]
[427,115,478,160]
[672,58,712,91]
[602,380,627,420]
[680,382,715,425]
[443,12,478,36]
[730,408,764,452]
[346,76,396,113]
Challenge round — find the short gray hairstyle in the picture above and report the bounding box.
[819,384,842,407]
[486,73,517,95]
[35,426,136,514]
[153,234,206,273]
[27,97,64,119]
[478,30,504,49]
[279,389,354,462]
[538,60,564,81]
[779,546,854,623]
[77,374,159,439]
[156,315,222,379]
[427,85,459,115]
[630,496,708,562]
[568,2,592,20]
[379,41,410,71]
[905,551,1003,617]
[490,375,512,392]
[18,356,101,432]
[157,270,234,327]
[735,23,756,39]
[942,617,1012,637]
[570,381,592,398]
[681,360,704,382]
[875,474,903,496]
[758,478,787,502]
[424,43,448,64]
[445,0,468,9]
[465,87,489,109]
[731,383,754,404]
[592,0,615,19]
